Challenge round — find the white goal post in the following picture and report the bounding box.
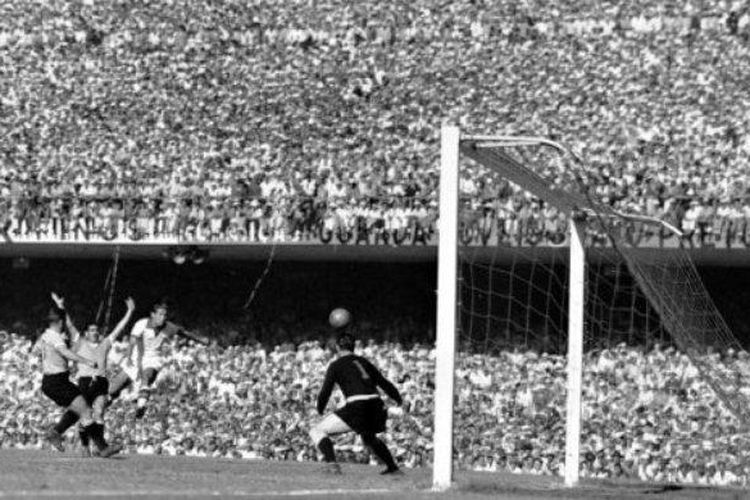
[432,125,587,490]
[433,125,686,490]
[433,126,460,490]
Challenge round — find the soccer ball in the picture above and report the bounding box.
[329,308,351,329]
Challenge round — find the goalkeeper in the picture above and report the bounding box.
[309,310,403,476]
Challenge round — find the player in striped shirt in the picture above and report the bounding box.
[309,311,404,476]
[60,295,135,456]
[35,296,120,458]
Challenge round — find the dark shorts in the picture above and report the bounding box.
[335,398,387,436]
[78,376,109,405]
[42,372,82,408]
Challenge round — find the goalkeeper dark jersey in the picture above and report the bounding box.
[317,354,402,415]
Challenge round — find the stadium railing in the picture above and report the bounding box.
[2,195,750,249]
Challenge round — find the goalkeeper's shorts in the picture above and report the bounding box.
[335,398,387,436]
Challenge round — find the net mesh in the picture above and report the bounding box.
[451,139,750,481]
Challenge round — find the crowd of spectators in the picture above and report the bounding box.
[1,328,749,486]
[0,195,439,246]
[4,192,750,249]
[3,0,750,484]
[2,1,750,246]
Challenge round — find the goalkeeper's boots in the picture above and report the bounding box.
[45,428,65,452]
[380,466,404,476]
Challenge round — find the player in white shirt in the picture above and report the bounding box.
[62,296,135,456]
[35,295,120,457]
[108,300,209,419]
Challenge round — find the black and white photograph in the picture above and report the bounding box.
[1,0,750,498]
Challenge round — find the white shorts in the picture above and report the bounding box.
[122,363,138,381]
[142,355,163,371]
[122,355,163,381]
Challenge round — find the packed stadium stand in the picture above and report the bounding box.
[3,0,750,490]
[1,0,750,244]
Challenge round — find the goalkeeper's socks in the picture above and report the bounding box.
[317,437,336,463]
[363,435,398,471]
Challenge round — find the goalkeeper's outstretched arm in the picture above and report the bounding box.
[363,358,402,405]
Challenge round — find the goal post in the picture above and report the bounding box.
[433,126,587,489]
[432,125,748,490]
[563,218,585,487]
[433,126,460,491]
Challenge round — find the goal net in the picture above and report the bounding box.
[433,126,750,489]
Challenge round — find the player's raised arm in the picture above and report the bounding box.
[51,292,81,346]
[362,358,402,405]
[124,319,144,376]
[105,297,136,345]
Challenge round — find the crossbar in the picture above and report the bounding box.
[459,139,682,237]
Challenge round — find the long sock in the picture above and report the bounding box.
[136,387,151,410]
[54,411,79,435]
[85,423,107,451]
[78,426,90,447]
[362,435,397,470]
[317,437,336,463]
[96,422,107,443]
[95,423,108,448]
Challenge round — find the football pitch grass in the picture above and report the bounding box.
[0,449,746,500]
